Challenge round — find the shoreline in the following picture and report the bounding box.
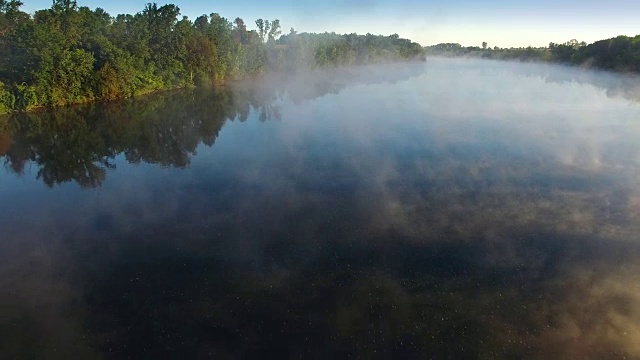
[1,61,429,117]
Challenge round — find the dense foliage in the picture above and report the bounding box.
[425,35,640,72]
[0,0,425,113]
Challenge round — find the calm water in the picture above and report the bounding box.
[1,59,640,359]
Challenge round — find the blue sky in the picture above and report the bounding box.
[21,0,640,47]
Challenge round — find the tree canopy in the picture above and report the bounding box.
[0,1,425,113]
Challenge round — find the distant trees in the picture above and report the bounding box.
[0,2,425,114]
[571,36,640,72]
[425,35,640,73]
[277,32,426,68]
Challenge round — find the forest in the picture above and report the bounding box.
[0,0,425,113]
[425,36,640,72]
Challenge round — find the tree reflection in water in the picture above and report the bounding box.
[0,64,424,188]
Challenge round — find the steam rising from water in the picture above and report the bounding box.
[1,59,640,358]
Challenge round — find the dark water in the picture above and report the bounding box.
[1,59,640,359]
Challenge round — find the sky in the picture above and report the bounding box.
[20,0,640,48]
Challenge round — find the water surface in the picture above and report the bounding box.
[1,59,640,358]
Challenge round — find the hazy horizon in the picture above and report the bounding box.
[21,0,640,48]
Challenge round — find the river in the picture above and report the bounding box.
[1,59,640,358]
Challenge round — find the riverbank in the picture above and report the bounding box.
[425,34,640,74]
[0,2,425,116]
[0,58,427,117]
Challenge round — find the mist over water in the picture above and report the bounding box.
[1,59,640,358]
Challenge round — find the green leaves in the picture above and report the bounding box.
[33,49,94,106]
[0,81,15,113]
[0,2,426,113]
[277,32,425,71]
[14,83,38,110]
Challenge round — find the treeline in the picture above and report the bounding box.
[425,43,549,62]
[425,35,640,72]
[276,32,425,70]
[0,0,425,114]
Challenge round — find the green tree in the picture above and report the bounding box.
[233,17,246,44]
[255,18,264,41]
[267,19,281,43]
[264,20,270,42]
[0,81,15,113]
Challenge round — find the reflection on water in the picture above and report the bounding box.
[0,64,424,188]
[1,59,640,358]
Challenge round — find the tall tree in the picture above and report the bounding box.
[267,19,281,42]
[233,17,246,44]
[264,20,270,42]
[255,18,264,41]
